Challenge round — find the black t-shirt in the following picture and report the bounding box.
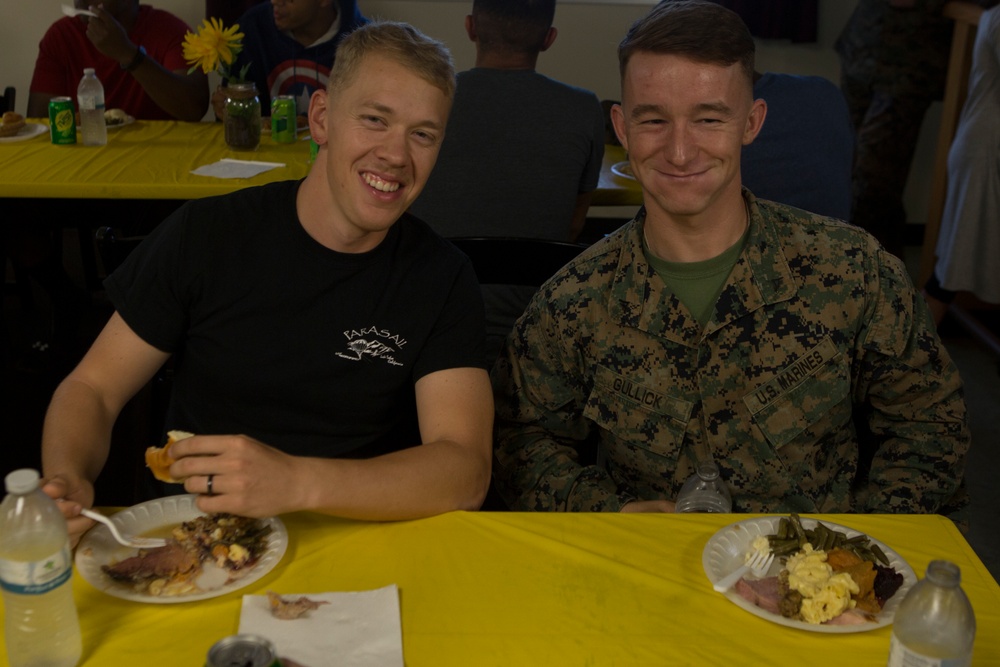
[105,180,486,460]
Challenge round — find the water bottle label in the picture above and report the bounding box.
[79,95,97,111]
[888,635,971,667]
[0,545,73,595]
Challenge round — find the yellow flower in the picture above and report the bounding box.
[183,18,245,78]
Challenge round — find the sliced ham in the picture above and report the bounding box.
[102,542,199,582]
[734,576,782,615]
[824,608,877,626]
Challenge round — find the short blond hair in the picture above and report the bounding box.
[329,21,456,100]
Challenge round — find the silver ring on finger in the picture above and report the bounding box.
[206,474,215,496]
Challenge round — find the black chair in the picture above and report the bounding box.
[448,237,589,287]
[0,86,14,113]
[2,86,36,317]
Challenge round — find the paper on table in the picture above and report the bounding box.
[191,158,285,179]
[239,585,403,667]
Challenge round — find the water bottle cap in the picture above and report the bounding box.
[695,460,720,481]
[4,468,40,494]
[925,559,961,587]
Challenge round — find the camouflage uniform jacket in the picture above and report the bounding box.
[491,192,970,514]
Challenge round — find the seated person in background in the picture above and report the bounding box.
[27,0,209,121]
[41,21,494,546]
[408,0,605,361]
[211,0,367,119]
[491,0,970,518]
[205,0,265,26]
[741,70,853,220]
[923,5,1000,325]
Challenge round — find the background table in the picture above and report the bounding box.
[0,119,313,200]
[1,511,995,666]
[594,144,642,208]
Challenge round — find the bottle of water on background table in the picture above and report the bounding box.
[77,67,107,147]
[674,460,732,513]
[887,559,975,667]
[0,469,82,667]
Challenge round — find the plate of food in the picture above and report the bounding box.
[0,112,47,143]
[103,109,134,129]
[702,514,915,633]
[75,494,287,603]
[610,161,634,180]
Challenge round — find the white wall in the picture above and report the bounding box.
[3,0,940,223]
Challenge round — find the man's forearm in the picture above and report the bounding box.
[41,378,117,484]
[127,58,209,122]
[300,439,491,520]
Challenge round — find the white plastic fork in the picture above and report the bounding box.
[61,4,98,18]
[80,508,167,549]
[713,549,775,592]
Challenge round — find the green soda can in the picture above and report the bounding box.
[206,634,281,667]
[270,95,297,144]
[48,97,76,145]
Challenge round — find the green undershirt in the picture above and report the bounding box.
[643,229,749,328]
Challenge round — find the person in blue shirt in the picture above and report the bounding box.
[211,0,366,118]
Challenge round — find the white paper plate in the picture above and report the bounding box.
[0,122,47,143]
[105,112,135,130]
[610,161,634,180]
[702,516,916,633]
[75,494,287,603]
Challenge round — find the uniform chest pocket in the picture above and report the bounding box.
[744,340,852,449]
[583,365,693,459]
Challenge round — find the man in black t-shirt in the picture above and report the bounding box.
[40,21,494,545]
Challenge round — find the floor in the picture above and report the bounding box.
[2,231,998,586]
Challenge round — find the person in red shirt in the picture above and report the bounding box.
[27,0,208,121]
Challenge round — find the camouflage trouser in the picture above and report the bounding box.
[841,75,935,258]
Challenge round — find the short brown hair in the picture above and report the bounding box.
[472,0,556,56]
[618,1,755,88]
[329,20,456,100]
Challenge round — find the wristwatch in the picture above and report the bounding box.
[123,45,146,72]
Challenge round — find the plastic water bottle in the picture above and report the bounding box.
[674,460,732,513]
[0,469,82,667]
[887,560,975,667]
[77,68,107,147]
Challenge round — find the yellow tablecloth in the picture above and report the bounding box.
[1,512,996,665]
[0,120,313,200]
[594,144,642,208]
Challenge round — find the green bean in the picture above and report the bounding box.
[870,543,890,566]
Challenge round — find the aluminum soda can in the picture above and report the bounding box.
[205,634,281,667]
[270,95,297,144]
[48,97,76,145]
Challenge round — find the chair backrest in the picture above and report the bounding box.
[448,237,589,288]
[0,87,14,114]
[95,226,147,276]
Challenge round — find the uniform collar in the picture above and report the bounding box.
[607,189,796,345]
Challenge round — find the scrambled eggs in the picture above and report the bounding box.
[786,545,859,624]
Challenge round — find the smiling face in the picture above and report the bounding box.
[612,51,764,228]
[304,53,450,251]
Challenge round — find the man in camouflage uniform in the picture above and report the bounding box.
[836,0,956,257]
[491,0,970,516]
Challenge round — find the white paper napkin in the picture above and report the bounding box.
[191,158,285,179]
[238,585,404,667]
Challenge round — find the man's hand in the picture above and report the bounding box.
[84,5,136,65]
[172,434,310,518]
[41,475,96,547]
[620,499,676,513]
